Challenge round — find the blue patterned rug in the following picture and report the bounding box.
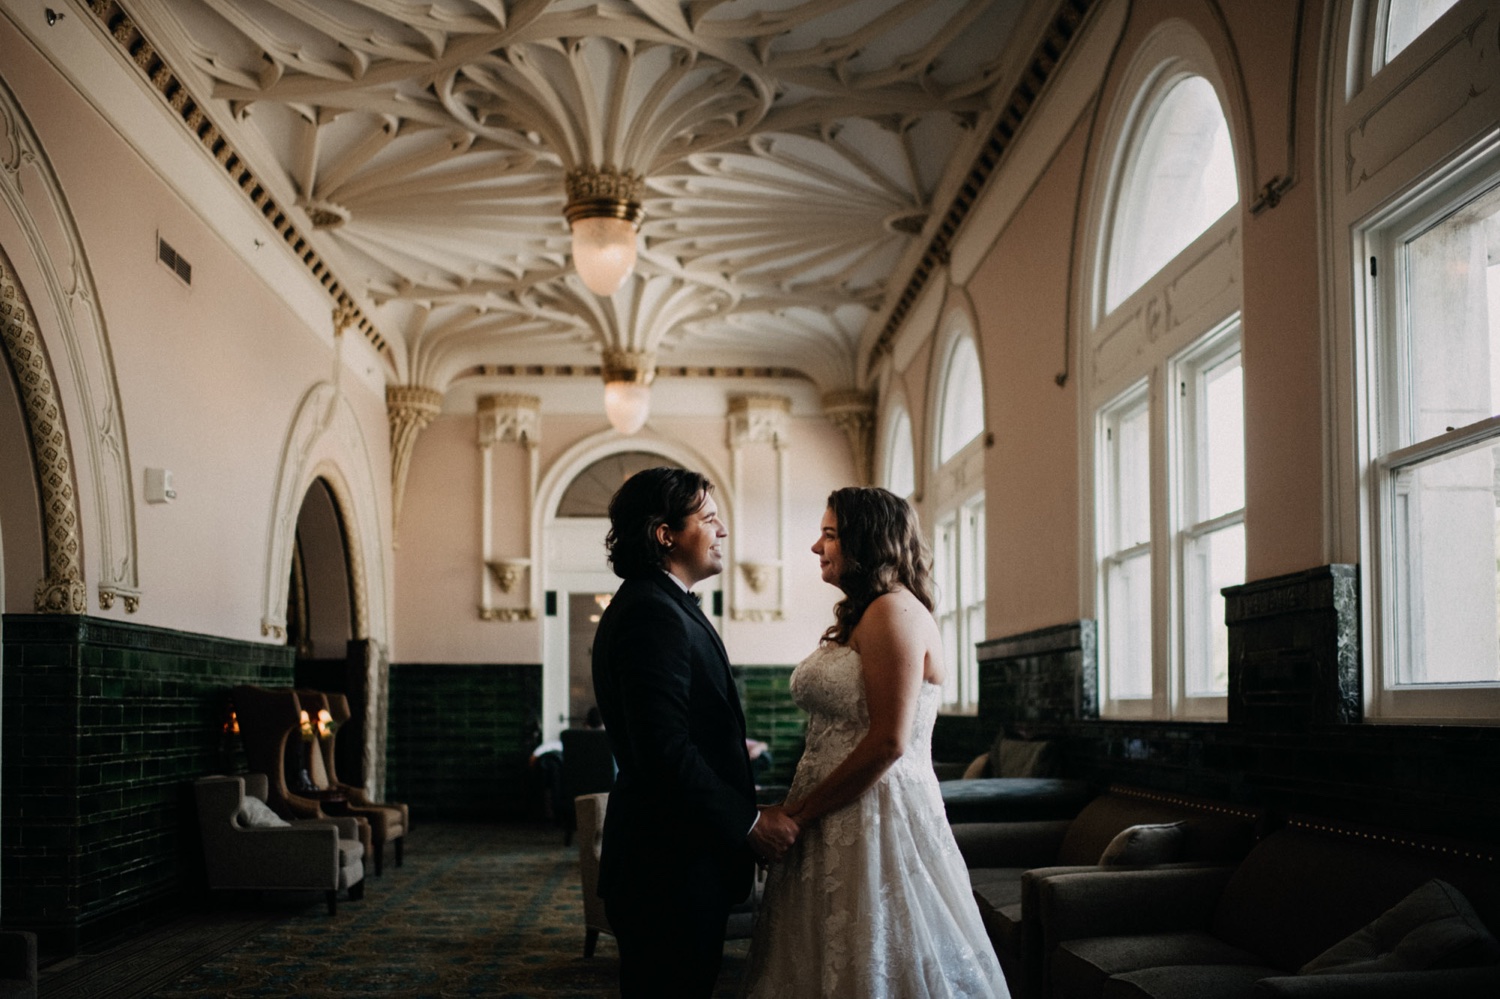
[41,822,748,998]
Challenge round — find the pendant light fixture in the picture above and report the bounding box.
[602,349,655,434]
[565,166,645,297]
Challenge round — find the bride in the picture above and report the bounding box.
[743,487,1007,998]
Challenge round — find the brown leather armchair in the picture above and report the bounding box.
[304,690,408,875]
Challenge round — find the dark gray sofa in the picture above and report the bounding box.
[1039,815,1500,998]
[954,785,1265,997]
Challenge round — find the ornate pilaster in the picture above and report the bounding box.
[728,394,791,622]
[478,394,540,622]
[386,385,444,532]
[822,389,877,486]
[0,253,87,614]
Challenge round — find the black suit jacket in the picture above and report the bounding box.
[591,572,758,908]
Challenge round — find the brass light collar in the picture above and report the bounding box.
[602,349,656,385]
[564,167,646,227]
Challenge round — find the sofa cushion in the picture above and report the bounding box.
[1100,822,1186,867]
[1300,879,1500,975]
[1102,963,1279,999]
[1051,932,1262,999]
[239,796,289,828]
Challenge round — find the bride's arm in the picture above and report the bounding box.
[784,594,926,827]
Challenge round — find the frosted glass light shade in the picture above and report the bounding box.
[571,216,639,296]
[604,381,651,434]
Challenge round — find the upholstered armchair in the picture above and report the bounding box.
[559,727,615,844]
[194,773,365,915]
[230,685,373,863]
[306,690,409,875]
[575,792,760,958]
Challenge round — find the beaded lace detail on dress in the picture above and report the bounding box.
[741,644,1008,999]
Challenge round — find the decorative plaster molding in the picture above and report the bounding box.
[821,389,877,486]
[477,393,540,447]
[0,250,86,614]
[1,78,140,613]
[486,559,530,595]
[479,606,537,622]
[727,394,792,450]
[387,384,443,531]
[730,609,786,623]
[738,561,779,595]
[79,0,392,367]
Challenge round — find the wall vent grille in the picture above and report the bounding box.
[156,236,192,285]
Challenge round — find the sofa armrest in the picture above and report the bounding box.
[951,820,1072,868]
[1253,967,1500,998]
[1040,866,1233,945]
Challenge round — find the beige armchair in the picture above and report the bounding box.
[194,774,365,915]
[575,792,761,958]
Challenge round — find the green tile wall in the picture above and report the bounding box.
[1,614,293,953]
[735,665,806,787]
[385,664,542,819]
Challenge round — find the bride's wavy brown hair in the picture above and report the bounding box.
[821,487,934,646]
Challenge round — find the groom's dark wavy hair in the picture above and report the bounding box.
[605,466,714,579]
[822,487,934,646]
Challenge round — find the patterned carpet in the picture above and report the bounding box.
[40,822,748,998]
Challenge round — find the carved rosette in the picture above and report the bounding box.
[477,393,541,447]
[821,389,877,486]
[387,384,444,529]
[727,394,792,450]
[0,253,87,615]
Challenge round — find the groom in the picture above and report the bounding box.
[592,467,799,997]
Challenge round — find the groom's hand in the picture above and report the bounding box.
[748,805,799,862]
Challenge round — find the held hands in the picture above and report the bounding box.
[748,804,800,864]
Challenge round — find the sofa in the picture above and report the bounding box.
[954,784,1266,997]
[1039,815,1500,998]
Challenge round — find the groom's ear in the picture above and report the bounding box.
[655,524,672,548]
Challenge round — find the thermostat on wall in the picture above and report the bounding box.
[144,467,176,504]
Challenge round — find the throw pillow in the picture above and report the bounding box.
[1300,879,1500,975]
[1098,821,1186,866]
[238,794,290,828]
[992,736,1059,778]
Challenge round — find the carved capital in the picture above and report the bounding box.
[479,606,538,622]
[477,394,541,447]
[36,576,87,614]
[821,389,877,485]
[485,559,531,595]
[727,394,792,449]
[387,384,444,529]
[739,561,779,594]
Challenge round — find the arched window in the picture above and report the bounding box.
[1381,0,1461,64]
[884,407,916,499]
[1086,37,1244,721]
[929,322,986,710]
[937,336,984,464]
[1105,76,1237,311]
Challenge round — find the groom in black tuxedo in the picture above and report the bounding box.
[592,467,799,998]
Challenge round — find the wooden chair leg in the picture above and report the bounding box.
[349,879,365,901]
[326,890,337,916]
[395,836,404,867]
[584,927,599,958]
[374,842,384,876]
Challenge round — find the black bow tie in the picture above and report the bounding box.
[688,591,702,606]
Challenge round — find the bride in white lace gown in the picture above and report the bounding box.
[742,488,1007,999]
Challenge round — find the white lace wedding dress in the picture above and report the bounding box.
[742,644,1008,998]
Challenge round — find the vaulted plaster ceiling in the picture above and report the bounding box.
[116,0,1049,396]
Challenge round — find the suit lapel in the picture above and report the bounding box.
[652,574,746,733]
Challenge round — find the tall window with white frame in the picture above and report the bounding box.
[1364,154,1500,719]
[931,332,986,711]
[1087,46,1243,719]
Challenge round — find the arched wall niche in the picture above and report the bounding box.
[924,286,987,474]
[0,75,137,614]
[288,476,354,660]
